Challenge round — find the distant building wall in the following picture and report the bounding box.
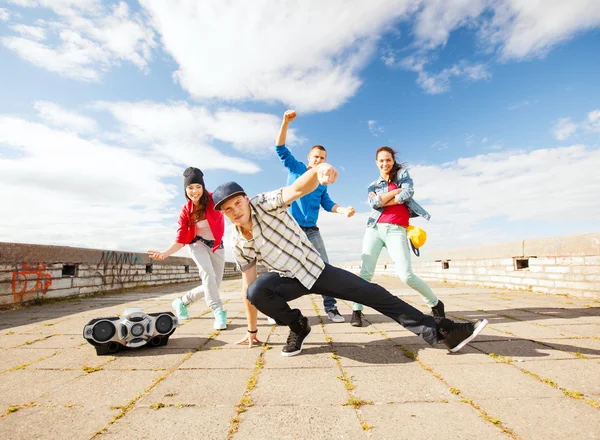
[0,242,241,306]
[340,233,600,299]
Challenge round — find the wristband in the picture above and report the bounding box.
[247,329,258,334]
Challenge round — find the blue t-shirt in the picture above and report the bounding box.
[275,144,336,227]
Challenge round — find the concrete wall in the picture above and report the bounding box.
[340,233,600,299]
[0,242,241,306]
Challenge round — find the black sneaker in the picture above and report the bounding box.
[350,310,363,327]
[281,317,311,357]
[431,300,445,318]
[437,318,488,352]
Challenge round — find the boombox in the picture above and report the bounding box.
[83,307,179,355]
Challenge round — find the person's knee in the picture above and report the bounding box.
[199,270,217,283]
[398,270,415,284]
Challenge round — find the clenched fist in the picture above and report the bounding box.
[283,109,296,122]
[315,163,338,185]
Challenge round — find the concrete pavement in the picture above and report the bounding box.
[0,275,599,440]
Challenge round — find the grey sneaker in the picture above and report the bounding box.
[326,308,345,323]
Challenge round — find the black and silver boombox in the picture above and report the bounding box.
[83,307,179,355]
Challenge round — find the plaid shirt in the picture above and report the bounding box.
[232,189,325,289]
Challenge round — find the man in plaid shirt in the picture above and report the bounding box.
[213,164,488,357]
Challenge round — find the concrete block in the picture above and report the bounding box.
[584,256,600,265]
[556,256,586,265]
[48,277,72,290]
[571,265,600,274]
[529,257,557,265]
[78,286,103,295]
[45,287,80,299]
[544,266,571,273]
[72,277,103,287]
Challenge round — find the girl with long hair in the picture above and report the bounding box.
[350,147,445,327]
[148,167,227,330]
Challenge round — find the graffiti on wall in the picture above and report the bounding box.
[94,251,141,287]
[11,262,53,303]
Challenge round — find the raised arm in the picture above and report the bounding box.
[275,110,305,174]
[281,163,338,206]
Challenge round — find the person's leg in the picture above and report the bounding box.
[246,273,312,356]
[186,242,227,329]
[304,229,338,315]
[312,264,438,344]
[246,272,309,325]
[351,226,385,326]
[383,224,439,308]
[184,242,223,309]
[312,264,487,351]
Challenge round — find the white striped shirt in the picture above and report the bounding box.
[232,189,325,289]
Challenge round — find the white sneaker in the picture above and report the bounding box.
[267,317,277,325]
[326,309,345,323]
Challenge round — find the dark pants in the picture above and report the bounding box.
[246,263,438,345]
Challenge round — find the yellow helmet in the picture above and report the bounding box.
[406,225,427,256]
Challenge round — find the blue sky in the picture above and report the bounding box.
[1,0,599,263]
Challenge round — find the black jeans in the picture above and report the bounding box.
[246,263,438,345]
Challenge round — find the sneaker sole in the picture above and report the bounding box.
[449,319,488,352]
[281,327,312,357]
[327,316,345,323]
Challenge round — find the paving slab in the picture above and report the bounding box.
[345,364,461,404]
[252,367,348,406]
[234,405,366,440]
[431,362,564,399]
[475,397,600,440]
[361,402,508,440]
[138,369,250,407]
[0,405,117,440]
[100,406,234,439]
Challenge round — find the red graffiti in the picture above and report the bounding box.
[11,263,53,303]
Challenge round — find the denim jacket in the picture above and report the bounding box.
[366,168,431,228]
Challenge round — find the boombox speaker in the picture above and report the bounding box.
[83,307,179,355]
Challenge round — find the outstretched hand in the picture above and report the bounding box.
[315,163,338,185]
[236,332,262,348]
[344,206,356,218]
[148,250,166,260]
[283,109,296,123]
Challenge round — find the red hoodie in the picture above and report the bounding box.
[175,192,224,253]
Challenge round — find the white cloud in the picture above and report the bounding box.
[9,23,46,40]
[481,137,488,143]
[1,1,155,81]
[585,109,600,133]
[33,101,98,133]
[507,99,537,110]
[368,120,384,136]
[483,0,600,61]
[552,110,600,141]
[140,0,415,112]
[0,8,10,21]
[402,56,491,94]
[411,0,600,61]
[98,101,300,166]
[552,117,578,141]
[413,0,488,50]
[431,141,448,151]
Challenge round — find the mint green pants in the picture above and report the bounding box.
[353,223,439,310]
